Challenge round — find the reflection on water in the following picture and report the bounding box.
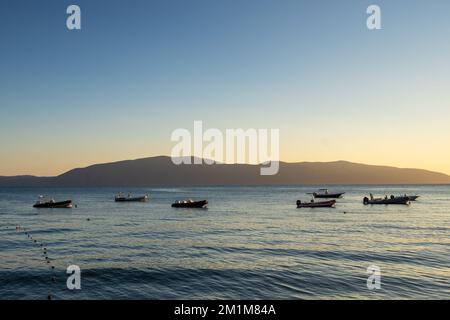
[0,185,449,299]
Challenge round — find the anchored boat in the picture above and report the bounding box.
[363,194,410,205]
[310,189,345,199]
[296,199,336,208]
[115,193,149,202]
[171,199,208,208]
[33,196,73,208]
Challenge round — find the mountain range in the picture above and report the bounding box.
[1,156,450,187]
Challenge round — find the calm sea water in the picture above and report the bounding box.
[0,185,449,300]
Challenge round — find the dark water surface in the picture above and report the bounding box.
[0,186,449,299]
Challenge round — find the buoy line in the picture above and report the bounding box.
[15,223,58,300]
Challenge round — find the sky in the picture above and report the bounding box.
[1,0,450,176]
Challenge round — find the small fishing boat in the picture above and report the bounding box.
[171,199,208,208]
[33,196,72,208]
[296,199,336,208]
[115,193,149,202]
[309,189,345,199]
[363,194,410,205]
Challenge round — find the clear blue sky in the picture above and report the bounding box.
[1,0,450,175]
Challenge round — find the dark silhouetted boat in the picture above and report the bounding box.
[171,199,208,208]
[363,194,410,205]
[309,189,345,199]
[33,196,72,208]
[296,199,336,208]
[115,193,149,202]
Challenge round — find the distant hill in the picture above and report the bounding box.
[1,156,450,187]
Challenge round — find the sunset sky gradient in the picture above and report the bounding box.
[1,0,450,176]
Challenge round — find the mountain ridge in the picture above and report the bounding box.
[1,156,450,187]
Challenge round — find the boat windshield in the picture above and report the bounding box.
[36,196,54,203]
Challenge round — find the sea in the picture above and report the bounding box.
[0,185,449,300]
